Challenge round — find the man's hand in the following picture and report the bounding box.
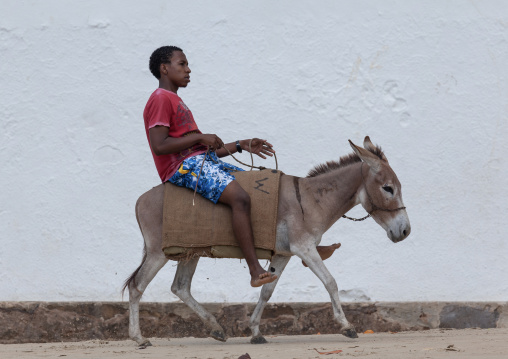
[199,134,224,151]
[241,138,275,159]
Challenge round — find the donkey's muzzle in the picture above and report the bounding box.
[390,223,411,243]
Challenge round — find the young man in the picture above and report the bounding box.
[143,46,278,287]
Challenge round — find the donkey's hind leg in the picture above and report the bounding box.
[126,184,167,347]
[171,257,227,342]
[127,249,168,347]
[249,255,291,344]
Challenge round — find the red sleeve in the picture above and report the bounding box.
[146,93,174,129]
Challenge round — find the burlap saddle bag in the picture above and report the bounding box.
[162,169,283,261]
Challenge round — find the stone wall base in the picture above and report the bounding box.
[0,301,506,344]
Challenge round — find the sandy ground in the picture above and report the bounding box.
[1,328,507,359]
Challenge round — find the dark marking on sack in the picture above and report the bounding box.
[254,178,269,194]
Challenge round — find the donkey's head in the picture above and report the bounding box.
[349,137,411,243]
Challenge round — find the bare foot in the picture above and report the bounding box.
[250,271,277,287]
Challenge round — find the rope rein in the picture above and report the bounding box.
[342,213,371,221]
[192,151,209,206]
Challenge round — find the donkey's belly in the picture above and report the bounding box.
[163,245,273,261]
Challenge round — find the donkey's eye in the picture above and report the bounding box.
[382,185,394,195]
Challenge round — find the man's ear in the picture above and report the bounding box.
[160,63,168,76]
[349,139,382,173]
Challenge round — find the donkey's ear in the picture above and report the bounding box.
[363,136,375,151]
[363,136,388,162]
[349,139,381,172]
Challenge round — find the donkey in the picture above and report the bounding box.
[123,136,411,347]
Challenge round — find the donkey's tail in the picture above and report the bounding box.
[121,196,148,298]
[121,243,147,297]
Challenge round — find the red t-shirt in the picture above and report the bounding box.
[143,88,207,182]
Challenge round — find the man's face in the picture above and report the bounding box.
[161,51,191,87]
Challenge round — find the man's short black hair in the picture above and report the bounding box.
[149,46,183,79]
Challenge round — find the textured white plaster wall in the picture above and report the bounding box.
[1,1,507,303]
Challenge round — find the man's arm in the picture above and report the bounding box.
[215,141,240,157]
[215,138,275,158]
[149,126,224,155]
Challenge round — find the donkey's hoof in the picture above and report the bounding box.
[138,340,152,349]
[210,329,227,342]
[250,335,268,344]
[342,328,358,339]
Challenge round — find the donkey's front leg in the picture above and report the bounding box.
[171,257,227,342]
[249,255,291,344]
[294,245,358,339]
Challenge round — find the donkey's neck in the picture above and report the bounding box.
[300,162,364,233]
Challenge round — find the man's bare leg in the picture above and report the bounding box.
[219,180,277,287]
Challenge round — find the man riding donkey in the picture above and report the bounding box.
[143,46,340,287]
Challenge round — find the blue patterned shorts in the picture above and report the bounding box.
[167,152,244,203]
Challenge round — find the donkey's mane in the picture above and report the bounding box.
[307,145,385,178]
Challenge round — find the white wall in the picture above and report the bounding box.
[1,0,507,303]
